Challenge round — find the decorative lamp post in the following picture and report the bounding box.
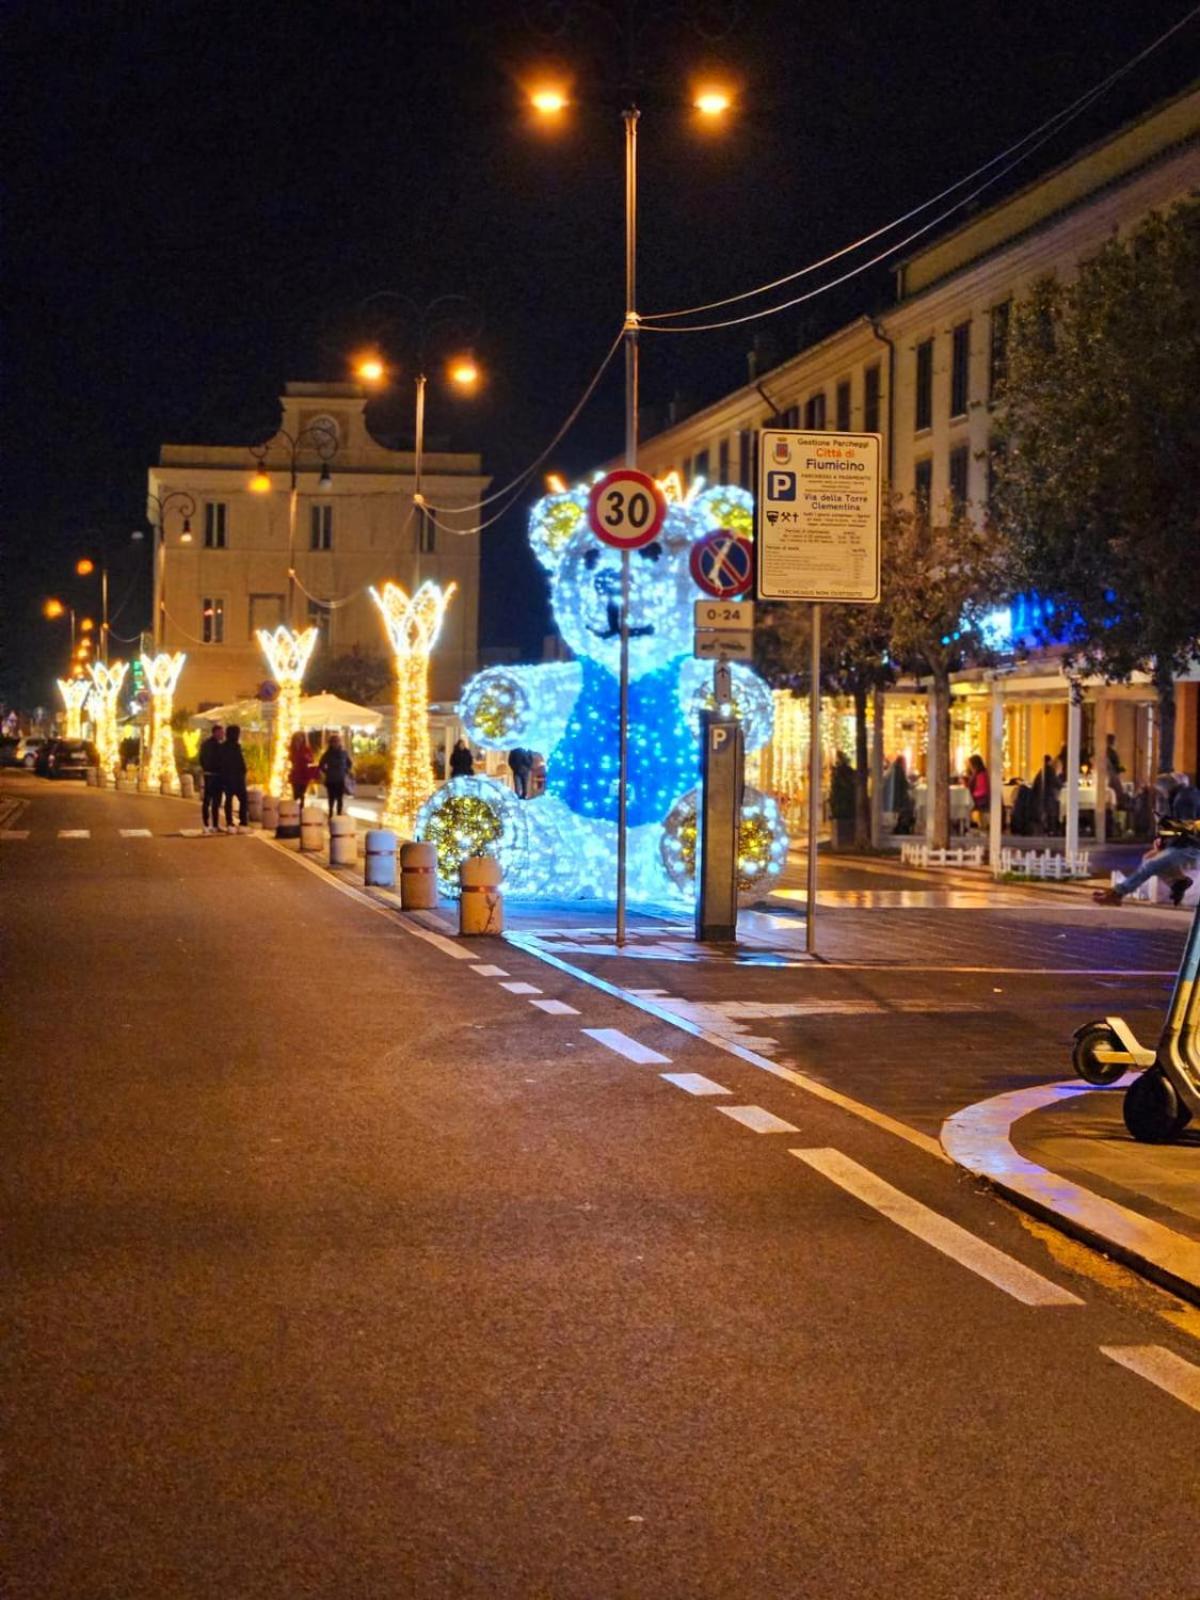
[370,580,456,834]
[56,676,91,739]
[257,625,319,799]
[141,491,197,650]
[86,659,129,778]
[247,425,337,628]
[139,651,186,790]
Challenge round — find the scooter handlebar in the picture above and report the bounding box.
[1160,817,1200,845]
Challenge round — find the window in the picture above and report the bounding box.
[717,438,730,484]
[310,503,333,550]
[804,392,826,430]
[835,379,851,432]
[201,597,224,644]
[248,593,284,638]
[864,363,882,434]
[914,339,933,431]
[738,429,755,490]
[950,322,971,418]
[691,447,710,486]
[204,502,227,549]
[782,405,800,430]
[988,301,1011,401]
[914,458,933,513]
[949,444,970,509]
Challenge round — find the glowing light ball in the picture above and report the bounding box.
[57,676,91,740]
[257,625,318,799]
[660,785,789,902]
[86,659,129,777]
[139,651,186,790]
[371,580,456,834]
[448,475,786,902]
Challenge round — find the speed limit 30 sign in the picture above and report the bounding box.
[587,469,667,550]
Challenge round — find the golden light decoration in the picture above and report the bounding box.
[256,625,319,799]
[57,676,91,739]
[370,580,456,834]
[139,651,186,790]
[86,659,129,778]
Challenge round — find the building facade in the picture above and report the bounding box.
[151,382,489,709]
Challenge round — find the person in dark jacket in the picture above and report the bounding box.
[198,723,225,834]
[218,724,249,832]
[508,745,533,799]
[449,738,474,778]
[318,732,353,816]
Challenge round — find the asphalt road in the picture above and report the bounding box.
[4,772,1199,1600]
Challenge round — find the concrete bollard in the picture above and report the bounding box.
[400,841,439,909]
[180,773,195,799]
[276,797,301,839]
[117,774,136,792]
[84,767,96,786]
[246,786,263,823]
[137,777,153,794]
[459,855,504,936]
[364,829,397,888]
[300,805,326,853]
[261,793,280,832]
[160,778,175,796]
[329,814,357,867]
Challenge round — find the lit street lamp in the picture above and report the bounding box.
[247,424,337,628]
[136,490,197,650]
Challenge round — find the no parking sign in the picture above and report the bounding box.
[689,529,754,599]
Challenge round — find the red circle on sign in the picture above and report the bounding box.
[690,530,755,598]
[587,469,667,550]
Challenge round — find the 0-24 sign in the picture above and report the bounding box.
[587,469,667,550]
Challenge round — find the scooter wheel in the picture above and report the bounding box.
[1122,1067,1192,1144]
[1072,1023,1127,1086]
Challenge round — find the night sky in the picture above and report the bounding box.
[6,0,1197,707]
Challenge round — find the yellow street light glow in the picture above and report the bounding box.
[356,355,386,383]
[448,356,479,389]
[249,467,273,494]
[43,598,65,620]
[80,617,95,632]
[370,580,456,834]
[694,87,732,116]
[257,625,319,799]
[76,557,96,576]
[545,473,567,494]
[530,86,568,115]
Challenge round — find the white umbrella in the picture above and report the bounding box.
[295,692,382,731]
[188,698,270,731]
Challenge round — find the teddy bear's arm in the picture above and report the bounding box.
[459,662,581,752]
[677,658,776,752]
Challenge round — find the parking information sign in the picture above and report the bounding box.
[757,429,882,603]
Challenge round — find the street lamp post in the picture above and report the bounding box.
[248,426,337,629]
[139,490,197,650]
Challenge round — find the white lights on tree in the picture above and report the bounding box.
[86,659,129,777]
[139,651,186,790]
[370,580,456,834]
[57,677,92,740]
[256,625,319,799]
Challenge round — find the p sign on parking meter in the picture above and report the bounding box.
[587,469,666,550]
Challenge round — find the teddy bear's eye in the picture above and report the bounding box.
[636,541,663,562]
[583,547,602,571]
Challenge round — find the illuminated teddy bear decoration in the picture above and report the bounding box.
[417,475,787,901]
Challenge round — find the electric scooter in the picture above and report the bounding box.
[1072,818,1200,1142]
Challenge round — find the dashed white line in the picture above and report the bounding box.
[471,965,509,977]
[1100,1345,1200,1414]
[582,1028,672,1065]
[119,829,153,838]
[0,830,30,840]
[719,1105,799,1134]
[500,981,542,995]
[792,1147,1083,1307]
[661,1072,730,1097]
[58,829,90,839]
[530,998,580,1016]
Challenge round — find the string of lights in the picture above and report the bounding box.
[370,580,456,833]
[86,659,129,777]
[257,625,318,799]
[57,676,91,738]
[140,651,186,789]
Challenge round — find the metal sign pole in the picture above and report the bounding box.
[616,103,639,949]
[807,602,821,955]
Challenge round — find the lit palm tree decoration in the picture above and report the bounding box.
[139,651,187,789]
[370,580,456,833]
[57,676,91,739]
[86,659,129,778]
[257,625,319,799]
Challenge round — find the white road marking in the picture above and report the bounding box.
[661,1072,730,1097]
[119,828,153,838]
[1100,1345,1200,1414]
[471,964,509,977]
[582,1028,671,1065]
[530,998,580,1015]
[792,1147,1083,1307]
[401,922,479,961]
[0,830,29,840]
[178,828,206,838]
[500,981,542,995]
[58,829,90,839]
[719,1104,799,1134]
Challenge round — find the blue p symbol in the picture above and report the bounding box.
[767,470,796,501]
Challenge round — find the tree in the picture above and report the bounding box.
[993,200,1200,770]
[319,645,391,707]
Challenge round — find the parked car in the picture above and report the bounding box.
[42,739,98,779]
[11,737,47,769]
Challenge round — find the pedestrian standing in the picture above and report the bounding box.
[449,738,474,777]
[219,724,249,832]
[965,753,990,827]
[508,746,533,799]
[288,730,316,803]
[318,731,353,816]
[199,722,225,834]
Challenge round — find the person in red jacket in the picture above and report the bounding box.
[966,753,990,828]
[288,731,317,803]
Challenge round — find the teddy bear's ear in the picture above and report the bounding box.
[528,486,590,573]
[692,485,755,541]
